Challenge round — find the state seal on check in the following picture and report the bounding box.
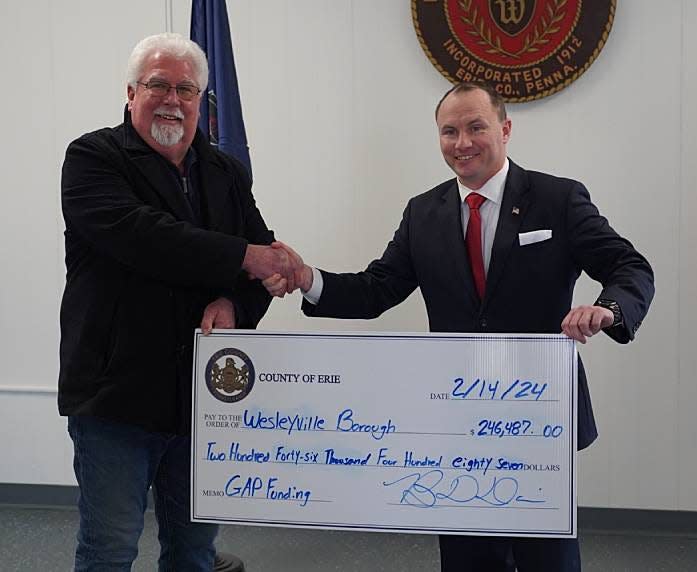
[412,0,616,102]
[205,348,255,403]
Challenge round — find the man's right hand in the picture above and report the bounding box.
[242,244,298,291]
[261,242,313,297]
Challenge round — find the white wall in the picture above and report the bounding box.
[0,0,694,511]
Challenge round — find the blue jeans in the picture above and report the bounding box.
[68,415,218,571]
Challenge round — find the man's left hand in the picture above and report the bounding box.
[561,305,613,344]
[201,297,236,335]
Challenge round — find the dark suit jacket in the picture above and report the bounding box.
[59,109,274,434]
[303,160,654,449]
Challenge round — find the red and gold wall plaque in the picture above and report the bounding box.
[412,0,616,102]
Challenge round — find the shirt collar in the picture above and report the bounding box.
[158,144,198,178]
[457,158,509,205]
[183,146,198,172]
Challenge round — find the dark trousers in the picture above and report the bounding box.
[440,535,581,572]
[68,415,218,571]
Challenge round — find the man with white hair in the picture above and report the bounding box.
[59,33,291,570]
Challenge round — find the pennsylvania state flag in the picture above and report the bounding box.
[191,0,252,178]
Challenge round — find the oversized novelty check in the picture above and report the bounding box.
[191,331,577,538]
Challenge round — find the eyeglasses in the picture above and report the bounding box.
[136,80,202,101]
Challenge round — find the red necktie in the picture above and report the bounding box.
[465,192,486,299]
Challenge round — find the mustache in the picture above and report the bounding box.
[153,106,184,119]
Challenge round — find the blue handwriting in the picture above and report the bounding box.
[452,378,548,401]
[382,469,545,508]
[336,408,396,440]
[475,419,533,437]
[242,410,325,435]
[224,474,311,507]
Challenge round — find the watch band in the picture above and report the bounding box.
[594,298,623,328]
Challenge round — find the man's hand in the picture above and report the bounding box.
[262,274,290,298]
[262,242,313,297]
[201,297,236,335]
[242,244,297,291]
[561,305,614,344]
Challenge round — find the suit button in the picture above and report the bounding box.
[480,319,488,328]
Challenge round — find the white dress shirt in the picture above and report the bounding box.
[458,158,509,275]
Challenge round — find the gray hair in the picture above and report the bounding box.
[126,33,208,90]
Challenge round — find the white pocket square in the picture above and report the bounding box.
[519,229,552,246]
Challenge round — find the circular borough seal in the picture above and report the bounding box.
[412,0,616,102]
[205,348,255,403]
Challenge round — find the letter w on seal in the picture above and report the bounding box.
[490,0,533,35]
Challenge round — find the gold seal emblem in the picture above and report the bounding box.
[205,348,255,403]
[211,357,249,394]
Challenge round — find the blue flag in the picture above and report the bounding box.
[191,0,252,178]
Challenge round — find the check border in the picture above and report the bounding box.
[191,331,576,537]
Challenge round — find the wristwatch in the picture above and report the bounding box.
[594,298,623,328]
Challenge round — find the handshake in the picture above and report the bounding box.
[242,241,312,297]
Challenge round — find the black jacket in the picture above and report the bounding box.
[303,160,655,450]
[59,109,273,433]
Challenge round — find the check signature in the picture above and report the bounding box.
[382,470,545,508]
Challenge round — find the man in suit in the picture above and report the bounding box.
[262,82,654,571]
[59,33,296,571]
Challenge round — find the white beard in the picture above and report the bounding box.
[151,122,184,147]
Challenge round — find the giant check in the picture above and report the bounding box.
[191,331,577,538]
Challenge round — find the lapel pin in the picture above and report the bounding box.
[512,206,520,215]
